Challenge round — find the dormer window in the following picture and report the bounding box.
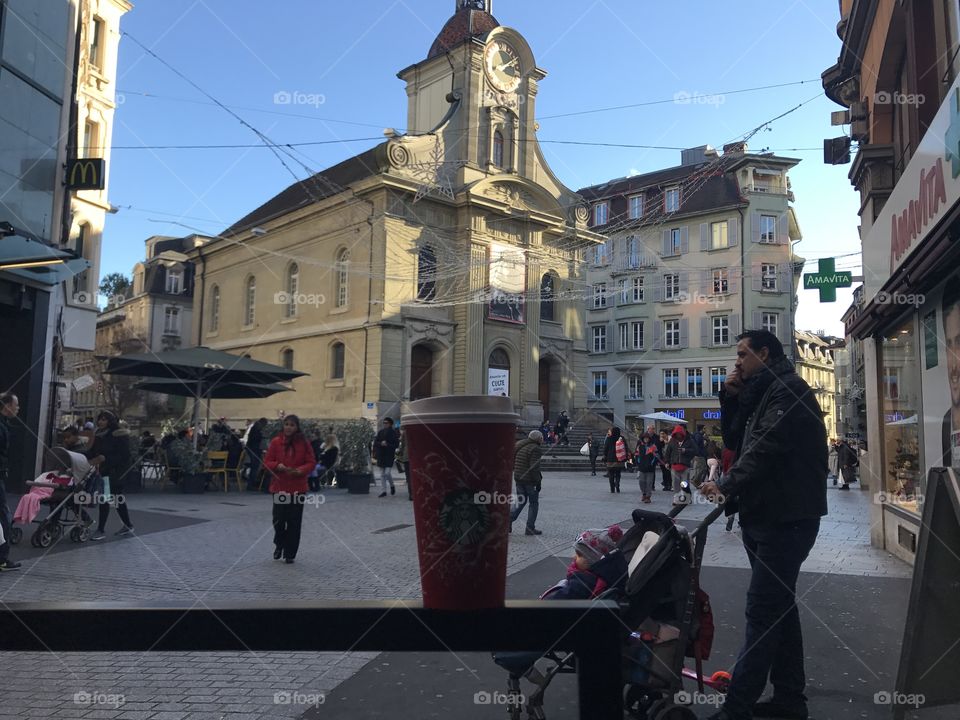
[665,187,680,212]
[593,202,609,226]
[629,195,643,219]
[166,269,182,294]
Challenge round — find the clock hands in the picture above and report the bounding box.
[496,56,519,74]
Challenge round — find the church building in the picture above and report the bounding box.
[192,0,601,425]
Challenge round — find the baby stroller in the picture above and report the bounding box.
[10,448,97,548]
[493,497,728,720]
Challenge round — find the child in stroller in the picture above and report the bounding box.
[493,503,729,720]
[10,447,94,548]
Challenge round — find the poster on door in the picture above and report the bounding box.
[488,243,526,323]
[488,368,509,396]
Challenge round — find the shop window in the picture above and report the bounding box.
[881,319,921,513]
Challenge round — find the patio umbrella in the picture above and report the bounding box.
[638,411,688,425]
[132,379,292,399]
[105,347,306,446]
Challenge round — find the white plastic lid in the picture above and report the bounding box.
[401,395,520,426]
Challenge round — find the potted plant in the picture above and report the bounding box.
[332,419,376,494]
[170,438,207,493]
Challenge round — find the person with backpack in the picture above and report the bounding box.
[603,426,627,493]
[636,434,659,503]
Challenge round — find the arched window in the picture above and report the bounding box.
[331,342,345,379]
[244,276,256,326]
[335,249,350,308]
[209,285,220,332]
[493,130,505,168]
[281,348,294,370]
[285,263,299,318]
[417,245,437,301]
[488,348,510,397]
[540,273,555,322]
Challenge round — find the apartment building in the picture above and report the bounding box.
[578,144,803,435]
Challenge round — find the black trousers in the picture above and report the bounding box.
[660,465,672,489]
[607,467,621,492]
[97,483,132,532]
[272,494,305,559]
[0,471,10,562]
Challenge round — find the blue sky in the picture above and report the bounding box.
[105,0,859,334]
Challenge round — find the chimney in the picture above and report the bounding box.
[723,141,748,156]
[680,145,716,166]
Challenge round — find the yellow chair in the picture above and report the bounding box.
[159,448,180,490]
[226,449,247,491]
[206,451,230,492]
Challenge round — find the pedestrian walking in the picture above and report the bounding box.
[86,411,135,540]
[585,432,600,475]
[837,439,858,490]
[396,427,412,500]
[663,425,697,504]
[603,427,626,493]
[0,392,22,571]
[510,430,544,535]
[656,429,672,490]
[263,415,315,564]
[636,433,659,503]
[699,329,828,720]
[317,434,339,488]
[373,417,399,497]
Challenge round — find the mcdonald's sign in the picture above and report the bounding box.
[66,159,105,190]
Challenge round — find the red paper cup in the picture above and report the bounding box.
[402,396,520,610]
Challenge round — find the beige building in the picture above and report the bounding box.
[794,330,840,443]
[192,0,600,426]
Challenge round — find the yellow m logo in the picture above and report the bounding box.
[66,159,105,190]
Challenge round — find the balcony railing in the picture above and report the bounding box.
[657,392,718,401]
[589,394,610,402]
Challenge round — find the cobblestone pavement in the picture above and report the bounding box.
[0,473,907,718]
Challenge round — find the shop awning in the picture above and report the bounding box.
[885,414,918,426]
[0,227,89,286]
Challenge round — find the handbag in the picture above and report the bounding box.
[579,442,590,456]
[615,438,628,463]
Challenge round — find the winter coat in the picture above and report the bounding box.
[837,442,858,468]
[373,427,399,467]
[718,358,828,526]
[603,435,625,467]
[636,443,660,473]
[587,438,600,460]
[663,434,697,469]
[319,445,339,469]
[514,438,543,488]
[263,434,316,494]
[0,415,9,474]
[87,428,133,487]
[545,551,629,600]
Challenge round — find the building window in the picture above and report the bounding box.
[593,283,607,308]
[83,120,100,158]
[633,276,644,302]
[165,269,182,295]
[711,221,728,249]
[664,274,680,300]
[493,130,504,168]
[626,236,639,267]
[593,243,606,266]
[618,279,628,305]
[669,228,682,255]
[665,319,680,348]
[285,263,299,318]
[331,342,345,379]
[761,312,779,335]
[282,348,294,370]
[663,368,679,397]
[760,214,777,243]
[335,248,350,307]
[883,366,900,400]
[632,321,644,350]
[417,245,437,301]
[713,315,729,346]
[761,263,778,291]
[665,187,680,212]
[592,325,607,353]
[710,366,725,395]
[592,372,608,399]
[593,202,609,226]
[687,368,703,397]
[712,269,729,294]
[90,16,105,70]
[629,195,643,219]
[162,306,180,336]
[244,276,256,326]
[628,374,643,399]
[540,273,555,322]
[619,322,629,350]
[210,285,220,332]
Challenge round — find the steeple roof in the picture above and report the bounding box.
[427,3,499,60]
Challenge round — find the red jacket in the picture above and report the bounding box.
[263,434,316,494]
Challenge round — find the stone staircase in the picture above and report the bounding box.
[515,424,612,472]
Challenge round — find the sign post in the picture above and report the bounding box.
[803,258,852,302]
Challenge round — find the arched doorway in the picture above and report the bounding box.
[410,344,434,401]
[488,348,510,397]
[538,358,553,421]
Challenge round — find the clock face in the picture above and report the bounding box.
[484,40,522,93]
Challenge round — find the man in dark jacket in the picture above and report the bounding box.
[836,440,858,490]
[555,411,570,446]
[373,417,399,497]
[510,430,544,535]
[0,393,22,570]
[700,330,827,720]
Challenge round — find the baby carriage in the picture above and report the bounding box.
[10,448,98,548]
[493,497,728,720]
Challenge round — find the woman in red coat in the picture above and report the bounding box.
[263,415,315,563]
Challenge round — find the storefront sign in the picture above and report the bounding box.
[803,257,852,302]
[654,408,722,422]
[862,79,960,302]
[487,368,508,395]
[66,159,106,190]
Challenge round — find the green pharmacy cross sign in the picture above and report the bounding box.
[803,258,851,302]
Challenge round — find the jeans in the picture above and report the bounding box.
[722,519,820,718]
[638,471,655,497]
[510,483,539,530]
[0,472,10,562]
[671,467,692,492]
[247,450,265,492]
[272,493,305,560]
[378,465,394,492]
[660,465,672,489]
[589,455,598,474]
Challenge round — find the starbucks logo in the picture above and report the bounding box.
[438,489,489,545]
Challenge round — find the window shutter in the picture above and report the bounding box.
[680,226,689,254]
[730,313,741,339]
[777,263,788,293]
[662,230,671,256]
[752,310,762,329]
[700,223,710,251]
[679,272,689,298]
[729,267,739,295]
[777,315,790,347]
[700,317,710,347]
[700,269,710,295]
[728,217,739,247]
[653,321,662,350]
[654,280,664,302]
[679,318,689,349]
[752,262,762,292]
[751,212,761,243]
[778,214,790,244]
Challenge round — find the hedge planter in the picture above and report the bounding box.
[180,472,208,494]
[342,472,373,495]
